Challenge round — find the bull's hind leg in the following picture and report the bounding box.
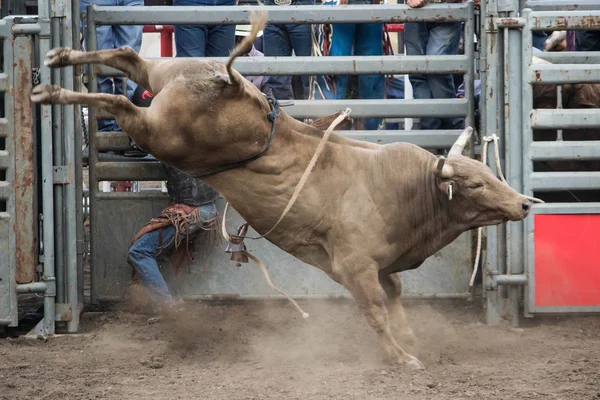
[379,272,418,350]
[338,259,424,369]
[44,46,153,92]
[31,84,148,140]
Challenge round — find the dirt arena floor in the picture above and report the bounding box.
[1,298,599,400]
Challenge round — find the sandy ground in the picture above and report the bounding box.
[1,298,599,400]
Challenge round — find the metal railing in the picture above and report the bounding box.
[85,3,477,303]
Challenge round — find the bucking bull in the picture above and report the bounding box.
[30,11,532,369]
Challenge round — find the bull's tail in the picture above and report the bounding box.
[226,9,268,88]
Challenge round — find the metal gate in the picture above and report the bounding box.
[85,3,477,303]
[0,0,84,336]
[522,8,600,316]
[482,0,600,325]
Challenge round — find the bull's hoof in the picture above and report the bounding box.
[31,84,60,104]
[44,47,72,68]
[406,357,425,370]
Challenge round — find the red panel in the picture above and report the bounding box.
[534,214,600,307]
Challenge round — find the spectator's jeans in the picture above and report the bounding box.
[128,202,217,309]
[316,23,385,131]
[263,0,314,100]
[532,31,548,51]
[576,30,600,51]
[80,0,143,132]
[173,0,236,57]
[405,21,462,130]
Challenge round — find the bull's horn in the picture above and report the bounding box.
[448,127,473,157]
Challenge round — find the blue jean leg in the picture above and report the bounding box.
[128,225,176,306]
[113,0,144,99]
[173,0,236,58]
[355,23,384,130]
[405,22,462,130]
[264,23,312,100]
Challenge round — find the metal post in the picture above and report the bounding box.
[51,17,66,329]
[464,1,476,134]
[38,0,56,336]
[87,4,99,304]
[60,0,80,333]
[505,25,523,327]
[521,8,534,316]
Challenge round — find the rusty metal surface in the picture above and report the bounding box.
[13,35,37,284]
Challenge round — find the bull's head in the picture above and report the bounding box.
[433,127,532,227]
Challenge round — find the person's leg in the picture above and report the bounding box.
[576,30,600,51]
[287,0,315,99]
[404,22,436,129]
[128,225,177,309]
[532,31,548,52]
[263,23,294,99]
[80,0,119,131]
[355,23,384,130]
[328,23,356,100]
[113,0,144,101]
[206,0,236,57]
[173,0,209,57]
[425,22,463,129]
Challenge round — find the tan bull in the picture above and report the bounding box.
[30,12,531,369]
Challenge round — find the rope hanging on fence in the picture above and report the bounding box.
[469,135,545,288]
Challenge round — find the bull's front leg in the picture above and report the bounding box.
[379,272,419,352]
[44,46,153,92]
[337,258,424,369]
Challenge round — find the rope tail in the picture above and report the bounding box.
[226,9,268,88]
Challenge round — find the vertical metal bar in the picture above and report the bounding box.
[38,0,56,336]
[62,0,80,333]
[87,5,99,304]
[483,0,505,326]
[521,8,534,317]
[506,26,523,327]
[555,85,563,141]
[2,19,18,327]
[51,17,66,318]
[464,1,475,134]
[72,0,86,322]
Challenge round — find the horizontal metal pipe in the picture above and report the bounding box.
[96,129,469,152]
[91,4,470,25]
[98,292,472,303]
[530,11,600,31]
[529,64,600,84]
[0,73,9,92]
[495,17,525,27]
[531,171,600,191]
[530,202,600,214]
[97,55,470,77]
[530,109,600,129]
[535,51,600,65]
[493,274,527,285]
[12,24,41,34]
[530,141,600,161]
[96,192,169,200]
[96,98,467,120]
[524,0,600,11]
[0,118,8,136]
[95,161,166,181]
[16,282,48,294]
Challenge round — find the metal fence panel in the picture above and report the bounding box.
[87,3,477,304]
[93,198,472,301]
[0,18,18,327]
[521,8,600,317]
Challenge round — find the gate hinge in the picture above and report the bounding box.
[53,166,72,185]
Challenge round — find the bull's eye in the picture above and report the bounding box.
[467,182,485,189]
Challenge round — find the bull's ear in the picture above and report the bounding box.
[434,156,454,178]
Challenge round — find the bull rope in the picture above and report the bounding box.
[469,135,545,288]
[221,108,352,318]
